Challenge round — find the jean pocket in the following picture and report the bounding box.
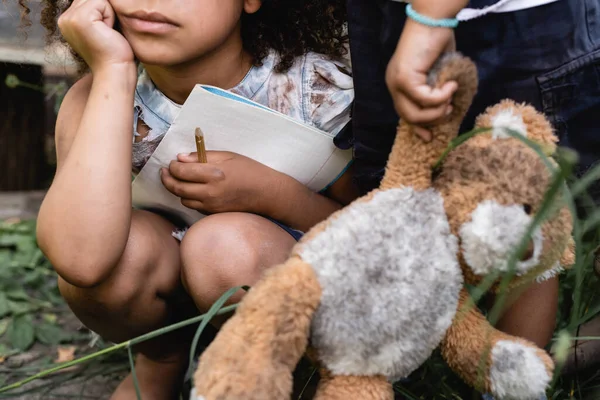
[537,48,600,170]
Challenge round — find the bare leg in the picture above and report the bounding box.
[58,210,194,400]
[314,374,392,400]
[492,278,559,348]
[179,213,296,324]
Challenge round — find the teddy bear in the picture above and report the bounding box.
[190,52,575,400]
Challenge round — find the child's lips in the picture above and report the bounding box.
[121,11,179,34]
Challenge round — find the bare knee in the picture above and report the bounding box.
[180,213,295,310]
[57,211,181,340]
[57,210,177,288]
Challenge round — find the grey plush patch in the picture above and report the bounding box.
[300,188,462,381]
[426,53,464,87]
[459,200,543,277]
[489,340,551,400]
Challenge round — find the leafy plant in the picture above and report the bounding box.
[0,220,71,356]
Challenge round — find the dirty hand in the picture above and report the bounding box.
[385,18,458,141]
[58,0,134,72]
[160,152,283,215]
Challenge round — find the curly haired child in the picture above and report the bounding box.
[21,0,357,398]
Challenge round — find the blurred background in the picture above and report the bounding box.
[1,0,75,198]
[1,2,131,398]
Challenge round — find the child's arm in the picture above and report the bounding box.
[385,0,469,141]
[264,167,358,232]
[409,0,469,19]
[160,152,357,233]
[36,0,138,287]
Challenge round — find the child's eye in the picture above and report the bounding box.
[523,204,533,214]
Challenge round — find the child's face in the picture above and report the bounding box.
[111,0,261,66]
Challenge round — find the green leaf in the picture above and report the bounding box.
[0,343,19,359]
[6,289,30,301]
[0,248,11,264]
[7,315,35,351]
[43,313,57,324]
[0,293,9,317]
[0,318,10,337]
[21,269,45,287]
[36,322,64,345]
[0,234,21,247]
[8,299,36,316]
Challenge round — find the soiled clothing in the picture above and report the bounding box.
[131,51,354,240]
[348,0,600,204]
[131,51,354,175]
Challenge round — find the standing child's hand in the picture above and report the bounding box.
[58,0,134,72]
[160,152,283,215]
[385,19,458,141]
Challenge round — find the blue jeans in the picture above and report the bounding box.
[347,0,600,202]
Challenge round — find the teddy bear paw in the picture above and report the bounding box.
[488,340,553,400]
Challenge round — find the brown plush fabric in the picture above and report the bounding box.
[441,289,553,393]
[193,257,322,400]
[434,104,574,291]
[314,374,393,400]
[193,52,574,400]
[474,100,558,156]
[380,54,478,192]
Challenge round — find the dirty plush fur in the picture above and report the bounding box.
[192,53,575,400]
[303,188,462,381]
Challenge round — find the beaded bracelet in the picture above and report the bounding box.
[405,4,459,29]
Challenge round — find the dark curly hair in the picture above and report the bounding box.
[19,0,348,73]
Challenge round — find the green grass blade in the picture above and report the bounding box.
[186,286,246,381]
[0,305,238,394]
[128,346,142,400]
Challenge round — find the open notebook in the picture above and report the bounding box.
[131,85,353,226]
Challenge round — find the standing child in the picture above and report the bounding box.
[25,0,357,398]
[347,0,600,398]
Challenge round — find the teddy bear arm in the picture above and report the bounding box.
[313,374,393,400]
[441,288,554,400]
[380,54,479,191]
[192,256,322,400]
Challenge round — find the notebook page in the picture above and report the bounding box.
[132,85,352,226]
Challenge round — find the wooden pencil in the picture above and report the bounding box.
[195,127,207,163]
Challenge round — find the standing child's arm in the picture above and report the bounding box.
[36,0,138,287]
[386,0,469,141]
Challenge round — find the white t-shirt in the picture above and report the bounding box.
[393,0,561,21]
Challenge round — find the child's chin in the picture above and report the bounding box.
[133,46,189,68]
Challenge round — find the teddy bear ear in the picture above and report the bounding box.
[473,100,558,156]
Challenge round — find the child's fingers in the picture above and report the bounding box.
[180,198,206,212]
[395,95,452,126]
[160,168,208,199]
[414,81,457,108]
[411,125,433,142]
[399,80,457,109]
[167,161,223,183]
[177,152,199,163]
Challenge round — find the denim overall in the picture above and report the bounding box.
[347,0,600,208]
